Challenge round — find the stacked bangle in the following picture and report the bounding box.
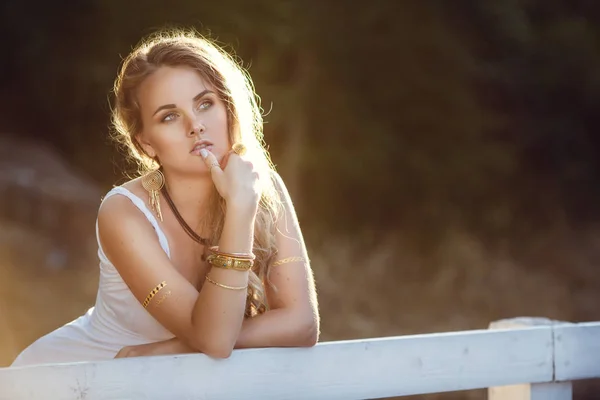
[205,275,247,291]
[206,254,254,270]
[206,246,255,271]
[208,246,255,259]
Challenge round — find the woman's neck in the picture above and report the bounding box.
[162,170,214,228]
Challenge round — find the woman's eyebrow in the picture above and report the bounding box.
[152,90,215,116]
[193,89,214,102]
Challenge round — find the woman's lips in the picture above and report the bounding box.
[190,144,213,155]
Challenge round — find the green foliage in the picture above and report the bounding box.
[1,0,599,241]
[299,1,515,234]
[441,0,600,225]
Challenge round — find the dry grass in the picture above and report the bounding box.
[309,229,600,399]
[313,231,577,341]
[2,222,599,399]
[0,223,99,366]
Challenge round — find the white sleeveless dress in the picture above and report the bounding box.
[11,187,176,367]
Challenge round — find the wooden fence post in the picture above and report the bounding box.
[488,317,573,400]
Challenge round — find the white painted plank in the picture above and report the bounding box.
[554,322,600,381]
[0,327,553,400]
[488,316,573,400]
[530,383,572,400]
[489,382,573,400]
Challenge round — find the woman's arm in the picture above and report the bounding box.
[116,306,316,358]
[114,171,318,358]
[101,151,259,359]
[100,197,254,359]
[236,171,319,348]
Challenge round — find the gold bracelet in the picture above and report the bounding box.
[207,254,254,271]
[272,256,307,267]
[205,275,247,291]
[208,246,255,260]
[143,281,167,308]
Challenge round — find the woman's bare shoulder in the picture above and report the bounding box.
[118,177,146,199]
[99,177,150,226]
[97,180,163,266]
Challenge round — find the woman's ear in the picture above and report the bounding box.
[135,133,156,158]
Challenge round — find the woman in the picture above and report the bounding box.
[11,29,319,366]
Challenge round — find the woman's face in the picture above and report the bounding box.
[136,65,231,174]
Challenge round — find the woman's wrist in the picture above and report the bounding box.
[226,196,258,218]
[168,337,196,354]
[220,201,256,254]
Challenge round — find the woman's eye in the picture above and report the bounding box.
[197,100,212,110]
[161,112,178,122]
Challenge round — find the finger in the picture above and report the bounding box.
[199,148,223,178]
[220,150,234,169]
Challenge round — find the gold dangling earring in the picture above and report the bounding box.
[141,169,165,221]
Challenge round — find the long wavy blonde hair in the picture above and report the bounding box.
[110,29,282,317]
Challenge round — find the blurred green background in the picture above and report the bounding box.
[1,1,600,398]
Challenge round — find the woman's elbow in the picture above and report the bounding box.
[189,337,235,359]
[205,346,233,359]
[300,318,320,347]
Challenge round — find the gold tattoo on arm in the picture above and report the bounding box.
[142,281,168,308]
[272,257,307,267]
[155,290,172,307]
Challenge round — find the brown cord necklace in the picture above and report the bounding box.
[160,186,210,246]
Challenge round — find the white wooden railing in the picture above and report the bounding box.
[1,317,598,400]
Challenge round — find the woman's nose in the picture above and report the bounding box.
[188,120,206,137]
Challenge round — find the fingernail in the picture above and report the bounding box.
[199,149,208,158]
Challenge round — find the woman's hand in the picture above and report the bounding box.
[200,147,261,212]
